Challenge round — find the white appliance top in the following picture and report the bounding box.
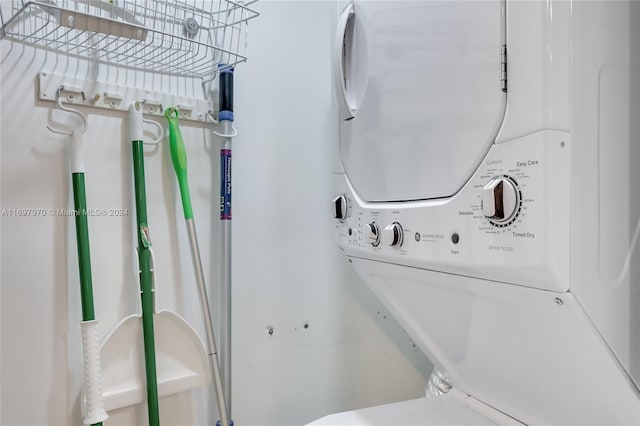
[339,1,505,202]
[307,391,512,426]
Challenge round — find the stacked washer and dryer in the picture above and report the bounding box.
[311,1,640,424]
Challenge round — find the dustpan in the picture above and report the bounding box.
[97,104,210,415]
[99,249,211,412]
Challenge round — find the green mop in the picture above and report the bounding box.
[165,108,229,426]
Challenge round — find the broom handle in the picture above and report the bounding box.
[71,130,108,426]
[132,139,161,426]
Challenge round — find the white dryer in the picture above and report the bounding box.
[312,0,640,424]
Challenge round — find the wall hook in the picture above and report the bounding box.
[47,86,88,135]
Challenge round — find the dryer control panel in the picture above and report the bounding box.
[333,130,570,292]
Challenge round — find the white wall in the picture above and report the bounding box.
[0,1,431,425]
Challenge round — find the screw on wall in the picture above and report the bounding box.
[303,322,309,330]
[555,297,564,305]
[267,327,275,336]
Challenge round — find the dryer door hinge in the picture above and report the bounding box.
[501,44,508,93]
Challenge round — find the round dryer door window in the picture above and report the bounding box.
[337,1,506,202]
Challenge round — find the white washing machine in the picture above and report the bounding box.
[311,0,640,424]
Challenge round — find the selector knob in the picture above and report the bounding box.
[382,222,404,247]
[482,176,520,225]
[332,194,348,221]
[366,222,381,246]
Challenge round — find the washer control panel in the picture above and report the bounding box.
[332,131,570,292]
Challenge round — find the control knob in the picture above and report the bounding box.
[481,176,521,226]
[382,222,404,247]
[332,194,348,221]
[366,222,380,246]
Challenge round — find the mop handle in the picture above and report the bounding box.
[164,108,193,219]
[164,109,230,426]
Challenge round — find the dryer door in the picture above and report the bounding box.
[337,1,506,202]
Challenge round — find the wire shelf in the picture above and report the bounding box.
[0,0,259,79]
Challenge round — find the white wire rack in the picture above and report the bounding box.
[0,0,258,79]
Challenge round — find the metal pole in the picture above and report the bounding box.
[218,66,235,422]
[185,219,229,426]
[220,129,232,417]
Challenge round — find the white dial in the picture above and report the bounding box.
[366,222,380,246]
[332,194,348,221]
[382,222,404,247]
[481,176,520,226]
